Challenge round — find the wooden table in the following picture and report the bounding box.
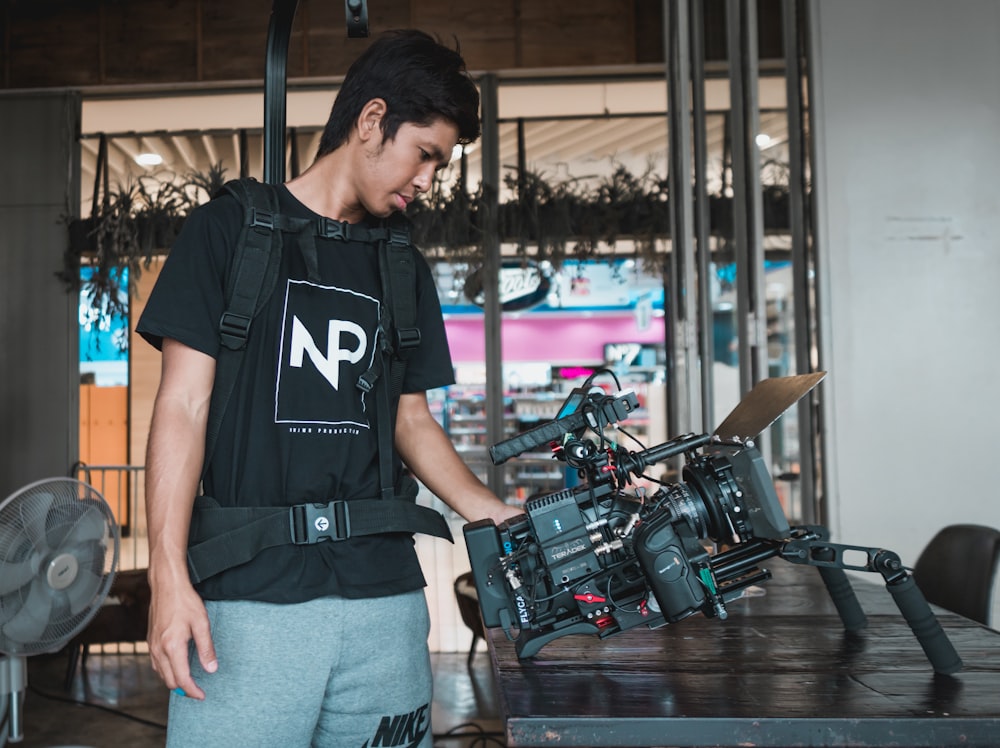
[486,561,1000,747]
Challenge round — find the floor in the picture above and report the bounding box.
[8,647,504,748]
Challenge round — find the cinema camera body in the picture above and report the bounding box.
[463,373,963,674]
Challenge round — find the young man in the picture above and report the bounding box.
[137,30,521,747]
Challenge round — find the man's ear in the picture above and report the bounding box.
[357,98,387,143]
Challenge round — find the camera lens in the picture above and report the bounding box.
[649,453,752,546]
[656,482,712,538]
[682,453,751,544]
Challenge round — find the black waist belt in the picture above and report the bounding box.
[186,495,453,584]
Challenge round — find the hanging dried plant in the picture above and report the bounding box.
[62,163,228,315]
[498,166,585,269]
[497,161,672,272]
[63,153,789,320]
[409,178,482,263]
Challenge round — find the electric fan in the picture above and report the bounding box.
[0,477,119,743]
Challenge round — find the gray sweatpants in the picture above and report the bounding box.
[166,590,433,748]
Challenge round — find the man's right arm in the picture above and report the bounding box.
[145,337,218,700]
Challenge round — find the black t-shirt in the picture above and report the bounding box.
[136,185,456,603]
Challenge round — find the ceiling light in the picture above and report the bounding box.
[135,152,163,166]
[755,133,772,148]
[452,142,480,160]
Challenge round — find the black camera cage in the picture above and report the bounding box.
[464,373,963,675]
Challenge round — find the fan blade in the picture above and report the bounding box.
[0,558,36,596]
[2,577,54,644]
[66,567,105,615]
[21,491,55,551]
[0,585,31,626]
[54,503,108,549]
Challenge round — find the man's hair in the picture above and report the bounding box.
[316,29,481,157]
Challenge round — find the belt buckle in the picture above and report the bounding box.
[289,501,350,544]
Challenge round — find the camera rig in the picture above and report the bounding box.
[463,373,962,674]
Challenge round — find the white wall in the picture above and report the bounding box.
[810,0,1000,582]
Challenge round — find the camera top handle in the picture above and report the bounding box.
[489,390,640,465]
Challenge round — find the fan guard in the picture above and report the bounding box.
[0,477,119,656]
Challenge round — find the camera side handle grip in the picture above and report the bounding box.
[780,536,869,633]
[784,534,963,675]
[886,574,963,675]
[816,567,868,632]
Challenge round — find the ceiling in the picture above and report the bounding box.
[78,74,791,214]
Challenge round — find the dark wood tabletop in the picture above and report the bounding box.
[486,560,1000,747]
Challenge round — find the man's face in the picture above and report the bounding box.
[359,118,459,217]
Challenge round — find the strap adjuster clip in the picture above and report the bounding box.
[395,326,421,351]
[289,501,350,544]
[387,225,409,247]
[250,208,274,230]
[219,312,252,349]
[356,372,376,393]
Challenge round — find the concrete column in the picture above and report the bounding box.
[0,91,82,497]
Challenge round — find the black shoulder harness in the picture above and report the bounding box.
[188,178,451,585]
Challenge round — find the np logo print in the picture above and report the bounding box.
[274,279,381,428]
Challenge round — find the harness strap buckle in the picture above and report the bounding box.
[356,372,376,393]
[219,311,252,350]
[317,217,347,241]
[395,326,421,352]
[250,208,275,230]
[289,500,351,544]
[387,224,409,247]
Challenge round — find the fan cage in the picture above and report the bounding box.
[0,478,120,656]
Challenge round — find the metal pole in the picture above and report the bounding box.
[803,0,830,527]
[689,0,715,431]
[725,0,767,396]
[264,0,299,184]
[725,0,750,396]
[783,0,820,524]
[517,118,527,255]
[479,74,506,497]
[664,0,701,437]
[663,0,679,440]
[289,126,300,178]
[239,128,250,179]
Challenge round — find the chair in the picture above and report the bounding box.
[912,524,1000,627]
[454,572,486,667]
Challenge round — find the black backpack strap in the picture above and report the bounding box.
[383,216,422,394]
[204,179,283,472]
[366,216,422,501]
